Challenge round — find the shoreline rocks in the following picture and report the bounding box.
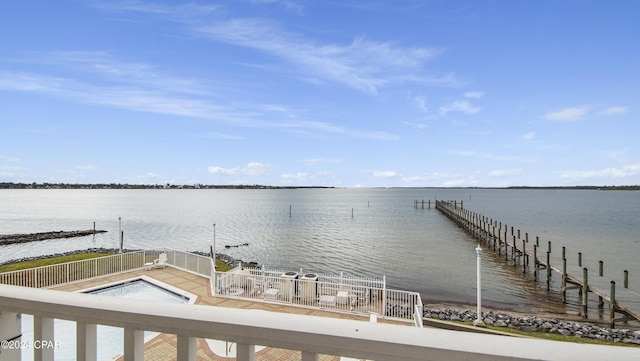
[0,230,107,246]
[423,307,640,345]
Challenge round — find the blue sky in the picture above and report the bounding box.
[1,1,638,187]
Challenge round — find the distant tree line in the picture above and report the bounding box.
[507,185,640,191]
[0,182,334,190]
[1,182,637,190]
[598,185,640,191]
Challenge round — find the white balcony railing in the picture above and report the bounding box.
[0,249,212,289]
[1,283,639,361]
[212,265,424,322]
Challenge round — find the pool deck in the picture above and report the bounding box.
[52,266,410,361]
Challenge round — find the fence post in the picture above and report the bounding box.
[382,275,387,317]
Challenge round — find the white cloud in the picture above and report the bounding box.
[402,121,426,129]
[598,106,628,116]
[77,164,98,171]
[489,168,523,177]
[197,18,442,94]
[208,162,272,176]
[448,149,538,163]
[523,132,535,140]
[373,171,399,178]
[251,0,304,14]
[464,91,484,99]
[194,132,244,140]
[99,3,448,94]
[439,100,480,115]
[400,172,459,183]
[0,66,397,141]
[561,163,640,181]
[302,158,342,166]
[411,95,428,113]
[0,154,19,162]
[281,172,309,181]
[543,106,589,122]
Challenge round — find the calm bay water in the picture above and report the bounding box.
[1,188,639,314]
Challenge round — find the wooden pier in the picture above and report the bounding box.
[434,200,640,329]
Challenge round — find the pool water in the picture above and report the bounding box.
[21,279,190,361]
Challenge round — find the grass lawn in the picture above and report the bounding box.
[0,253,112,273]
[0,252,234,273]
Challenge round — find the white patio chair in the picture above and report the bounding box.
[145,253,167,270]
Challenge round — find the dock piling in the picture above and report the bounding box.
[599,260,604,277]
[578,252,582,267]
[546,251,551,291]
[583,268,589,318]
[562,258,567,303]
[610,281,616,328]
[533,245,538,280]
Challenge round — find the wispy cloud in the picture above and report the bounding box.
[489,168,523,177]
[96,1,448,94]
[77,164,98,171]
[449,149,539,163]
[402,121,426,129]
[0,154,20,162]
[373,170,399,178]
[464,91,484,99]
[439,100,480,115]
[0,55,398,141]
[192,132,244,140]
[561,163,640,181]
[400,172,459,183]
[251,0,304,14]
[523,132,535,140]
[543,106,590,122]
[196,18,442,93]
[208,162,273,176]
[411,94,429,113]
[598,106,628,116]
[302,158,343,166]
[281,172,309,181]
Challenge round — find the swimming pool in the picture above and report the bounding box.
[21,277,194,361]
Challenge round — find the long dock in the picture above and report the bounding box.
[432,200,640,328]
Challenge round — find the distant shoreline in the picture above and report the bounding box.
[1,182,638,190]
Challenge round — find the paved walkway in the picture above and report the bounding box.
[53,267,408,360]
